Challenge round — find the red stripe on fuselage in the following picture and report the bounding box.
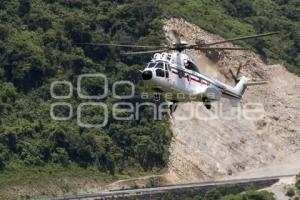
[171,70,209,86]
[171,69,240,99]
[222,91,241,99]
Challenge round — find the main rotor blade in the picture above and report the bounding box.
[122,49,168,55]
[203,32,279,47]
[192,47,248,51]
[74,43,165,48]
[169,30,181,45]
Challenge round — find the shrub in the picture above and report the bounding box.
[296,179,300,190]
[286,187,295,197]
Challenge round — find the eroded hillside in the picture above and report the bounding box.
[164,18,300,183]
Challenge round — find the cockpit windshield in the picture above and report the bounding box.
[155,62,164,69]
[147,62,156,68]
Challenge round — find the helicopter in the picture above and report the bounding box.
[77,30,277,114]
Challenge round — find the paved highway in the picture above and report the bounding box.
[48,174,296,200]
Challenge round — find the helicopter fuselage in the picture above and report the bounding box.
[142,52,243,104]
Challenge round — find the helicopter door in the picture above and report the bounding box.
[155,62,165,77]
[165,63,174,88]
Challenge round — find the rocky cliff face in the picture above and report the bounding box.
[164,18,300,183]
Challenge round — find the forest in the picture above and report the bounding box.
[0,0,299,197]
[0,0,172,183]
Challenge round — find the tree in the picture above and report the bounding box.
[0,25,9,40]
[205,188,222,200]
[0,82,17,103]
[51,147,69,167]
[0,144,8,170]
[296,179,300,190]
[220,0,256,18]
[18,0,31,16]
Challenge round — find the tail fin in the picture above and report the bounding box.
[233,76,249,96]
[233,76,268,96]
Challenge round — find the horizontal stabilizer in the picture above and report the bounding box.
[245,80,268,86]
[232,77,267,96]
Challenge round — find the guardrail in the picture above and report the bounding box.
[47,174,296,200]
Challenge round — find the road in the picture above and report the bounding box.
[48,174,296,200]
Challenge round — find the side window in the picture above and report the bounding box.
[155,62,165,77]
[186,61,200,73]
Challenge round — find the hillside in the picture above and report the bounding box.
[164,18,300,183]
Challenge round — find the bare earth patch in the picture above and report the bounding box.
[163,18,300,184]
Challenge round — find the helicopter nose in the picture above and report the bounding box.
[142,70,152,80]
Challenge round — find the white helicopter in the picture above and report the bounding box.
[78,30,277,113]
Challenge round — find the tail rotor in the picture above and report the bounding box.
[229,64,242,84]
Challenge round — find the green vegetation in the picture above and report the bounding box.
[284,173,300,199]
[161,185,275,200]
[0,0,171,193]
[286,187,296,197]
[297,174,300,186]
[220,190,275,200]
[296,173,300,197]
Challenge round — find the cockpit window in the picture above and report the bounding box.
[185,61,200,73]
[147,62,156,68]
[155,62,164,69]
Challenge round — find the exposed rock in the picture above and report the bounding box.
[164,18,300,183]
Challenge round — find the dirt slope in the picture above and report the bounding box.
[164,18,300,183]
